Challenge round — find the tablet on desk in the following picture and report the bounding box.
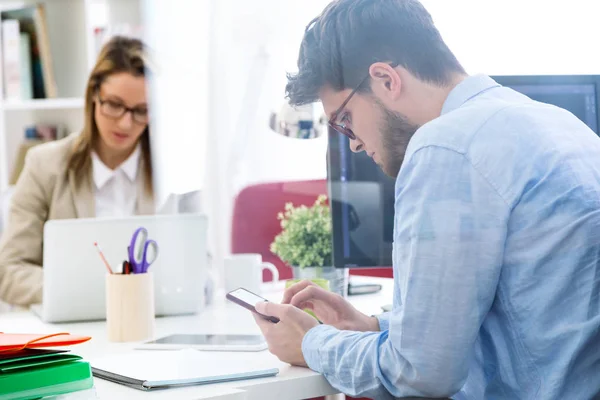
[136,334,268,352]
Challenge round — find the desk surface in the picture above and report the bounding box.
[1,276,394,400]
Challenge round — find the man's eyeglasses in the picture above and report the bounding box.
[328,73,370,140]
[96,95,149,125]
[328,63,398,141]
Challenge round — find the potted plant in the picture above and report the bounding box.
[270,195,348,296]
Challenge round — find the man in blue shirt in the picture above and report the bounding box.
[252,0,600,398]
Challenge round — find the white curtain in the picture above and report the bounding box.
[203,0,331,276]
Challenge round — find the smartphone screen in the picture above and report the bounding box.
[226,288,280,323]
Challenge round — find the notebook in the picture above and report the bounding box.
[91,349,279,391]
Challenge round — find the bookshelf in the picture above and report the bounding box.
[0,0,142,192]
[3,97,84,110]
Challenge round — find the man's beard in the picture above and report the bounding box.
[377,102,420,178]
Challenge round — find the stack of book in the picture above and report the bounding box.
[24,123,66,140]
[0,333,93,400]
[1,3,56,101]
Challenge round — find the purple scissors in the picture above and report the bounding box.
[128,227,159,273]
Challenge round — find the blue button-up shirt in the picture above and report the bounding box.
[302,75,600,399]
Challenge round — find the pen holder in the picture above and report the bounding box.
[106,272,155,342]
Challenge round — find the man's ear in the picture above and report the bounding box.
[368,62,401,101]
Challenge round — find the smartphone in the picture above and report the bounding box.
[226,288,280,323]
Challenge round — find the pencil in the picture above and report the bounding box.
[94,242,113,274]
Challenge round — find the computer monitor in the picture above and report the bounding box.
[327,74,600,268]
[327,133,396,268]
[491,75,600,133]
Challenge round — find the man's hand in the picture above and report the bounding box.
[253,301,319,367]
[282,280,380,332]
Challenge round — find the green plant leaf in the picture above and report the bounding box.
[270,195,332,268]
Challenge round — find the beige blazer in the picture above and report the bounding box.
[0,134,154,306]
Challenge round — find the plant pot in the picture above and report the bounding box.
[290,266,349,297]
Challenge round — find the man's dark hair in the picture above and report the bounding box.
[286,0,465,106]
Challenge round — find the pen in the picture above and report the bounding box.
[94,242,113,274]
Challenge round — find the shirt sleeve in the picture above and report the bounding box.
[301,146,509,398]
[376,311,391,331]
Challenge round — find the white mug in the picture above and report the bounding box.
[224,254,279,294]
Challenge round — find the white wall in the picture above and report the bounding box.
[422,0,600,75]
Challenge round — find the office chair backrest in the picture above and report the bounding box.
[231,180,328,281]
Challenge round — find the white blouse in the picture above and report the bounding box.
[91,146,140,218]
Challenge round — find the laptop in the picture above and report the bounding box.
[32,214,208,323]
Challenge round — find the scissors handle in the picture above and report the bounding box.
[128,227,158,273]
[140,239,158,273]
[128,228,146,265]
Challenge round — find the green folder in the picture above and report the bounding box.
[0,349,93,400]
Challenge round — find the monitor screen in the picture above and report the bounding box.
[328,132,396,268]
[494,77,599,133]
[327,75,600,268]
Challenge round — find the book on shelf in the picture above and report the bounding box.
[1,3,57,101]
[19,31,33,100]
[24,123,67,141]
[1,19,24,101]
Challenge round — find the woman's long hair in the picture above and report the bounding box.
[67,36,152,194]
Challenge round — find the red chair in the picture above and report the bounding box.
[231,179,392,281]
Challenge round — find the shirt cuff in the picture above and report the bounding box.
[301,324,338,373]
[376,312,391,332]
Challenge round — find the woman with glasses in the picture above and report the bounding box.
[0,36,154,306]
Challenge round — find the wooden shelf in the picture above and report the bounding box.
[2,97,85,111]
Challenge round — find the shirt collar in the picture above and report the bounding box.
[92,144,141,189]
[441,74,501,115]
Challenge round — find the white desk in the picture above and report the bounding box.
[1,276,393,400]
